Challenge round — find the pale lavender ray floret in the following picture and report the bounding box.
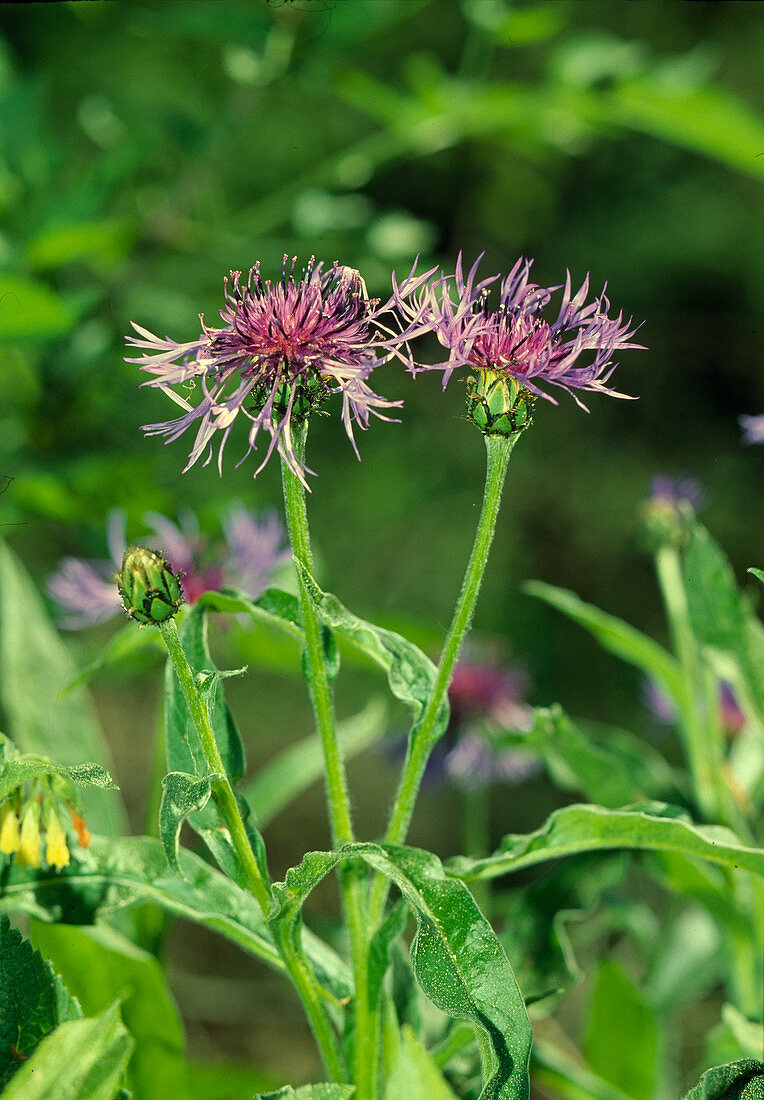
[127,257,436,487]
[395,252,643,407]
[47,510,126,629]
[739,414,764,445]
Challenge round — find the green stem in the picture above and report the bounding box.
[280,420,375,1099]
[158,618,272,913]
[370,431,518,925]
[654,545,724,822]
[159,617,346,1080]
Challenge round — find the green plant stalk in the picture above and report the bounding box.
[159,617,346,1080]
[370,431,518,925]
[654,545,725,822]
[280,420,375,1100]
[158,618,272,912]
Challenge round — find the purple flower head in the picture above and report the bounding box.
[127,257,435,487]
[396,253,643,409]
[415,651,537,791]
[48,506,288,629]
[739,414,764,445]
[648,474,705,515]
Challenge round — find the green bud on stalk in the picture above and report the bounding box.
[115,546,184,626]
[465,369,536,437]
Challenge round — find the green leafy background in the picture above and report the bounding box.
[0,0,762,1092]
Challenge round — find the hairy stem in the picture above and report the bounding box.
[370,431,518,926]
[280,420,375,1098]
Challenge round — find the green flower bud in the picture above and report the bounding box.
[465,369,536,437]
[115,546,184,626]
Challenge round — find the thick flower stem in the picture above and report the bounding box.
[280,421,376,1099]
[159,616,346,1080]
[158,618,272,913]
[370,431,518,926]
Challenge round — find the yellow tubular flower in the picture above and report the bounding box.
[45,808,70,870]
[0,803,20,854]
[17,803,41,868]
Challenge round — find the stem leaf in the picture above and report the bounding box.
[158,770,215,875]
[270,843,532,1100]
[0,835,351,1001]
[523,580,683,704]
[449,803,764,880]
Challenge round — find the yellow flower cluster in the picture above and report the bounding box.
[0,797,88,870]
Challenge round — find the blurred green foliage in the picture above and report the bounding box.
[0,0,762,1079]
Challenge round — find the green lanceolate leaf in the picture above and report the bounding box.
[158,770,215,875]
[1,1000,133,1100]
[524,580,683,704]
[164,602,247,878]
[0,737,117,804]
[0,915,82,1088]
[502,707,678,808]
[270,843,532,1100]
[254,1086,355,1099]
[681,1060,764,1100]
[242,696,388,828]
[531,1040,633,1100]
[584,959,659,1100]
[0,539,125,834]
[293,562,440,717]
[30,921,188,1100]
[748,568,764,587]
[0,835,351,1001]
[683,522,764,719]
[385,1024,461,1100]
[449,803,764,881]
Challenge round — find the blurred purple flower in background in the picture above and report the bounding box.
[648,474,705,514]
[418,652,538,791]
[739,414,764,445]
[643,677,746,738]
[396,254,643,407]
[48,506,289,628]
[127,256,435,486]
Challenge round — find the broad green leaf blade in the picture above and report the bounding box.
[0,740,117,803]
[159,771,214,874]
[385,1023,461,1100]
[2,1000,133,1100]
[0,275,75,341]
[198,586,303,645]
[30,922,188,1100]
[449,803,764,881]
[683,523,764,719]
[254,1086,355,1099]
[0,915,82,1088]
[0,539,125,834]
[293,563,440,718]
[164,603,246,877]
[503,707,677,808]
[270,842,532,1100]
[25,218,135,273]
[0,835,351,1001]
[185,1062,278,1098]
[681,1060,764,1100]
[584,960,658,1100]
[524,580,683,703]
[242,696,388,828]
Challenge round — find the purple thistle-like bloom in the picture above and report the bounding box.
[48,506,289,628]
[739,414,764,445]
[127,257,435,486]
[396,253,643,408]
[649,474,705,514]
